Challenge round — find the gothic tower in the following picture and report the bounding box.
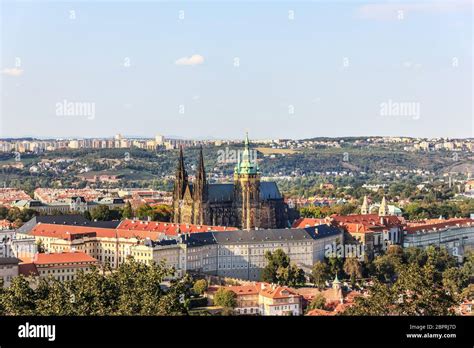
[172,146,192,223]
[193,146,208,225]
[233,133,260,230]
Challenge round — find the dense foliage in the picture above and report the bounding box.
[261,249,305,286]
[342,247,474,315]
[0,258,192,316]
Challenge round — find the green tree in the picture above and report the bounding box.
[307,293,326,312]
[214,288,237,309]
[344,263,456,316]
[0,276,36,315]
[36,239,45,253]
[70,266,119,315]
[461,284,474,300]
[156,274,192,315]
[276,263,305,287]
[82,210,92,221]
[342,280,393,315]
[152,204,172,222]
[112,258,170,315]
[327,256,344,279]
[311,261,330,289]
[262,249,305,286]
[261,249,290,284]
[343,257,362,287]
[372,254,400,283]
[393,263,456,315]
[135,204,153,220]
[90,205,112,221]
[122,201,133,219]
[35,277,75,315]
[442,267,468,298]
[193,279,208,295]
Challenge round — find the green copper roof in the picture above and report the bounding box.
[235,132,259,175]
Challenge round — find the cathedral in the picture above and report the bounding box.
[172,134,288,229]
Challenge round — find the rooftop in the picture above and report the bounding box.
[32,251,98,265]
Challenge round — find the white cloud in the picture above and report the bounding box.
[1,68,24,76]
[175,54,204,66]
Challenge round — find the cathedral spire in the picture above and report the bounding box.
[173,146,188,200]
[177,146,185,176]
[361,195,369,215]
[198,146,206,180]
[235,132,258,176]
[378,196,389,216]
[194,146,208,201]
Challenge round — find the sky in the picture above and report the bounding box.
[0,0,472,140]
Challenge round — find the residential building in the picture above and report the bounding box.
[11,197,125,214]
[16,216,342,280]
[0,257,19,287]
[293,212,403,254]
[403,218,474,261]
[19,251,98,281]
[176,225,343,280]
[207,282,303,315]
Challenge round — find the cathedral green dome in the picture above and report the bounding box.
[235,133,259,175]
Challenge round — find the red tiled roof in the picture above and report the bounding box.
[259,285,300,299]
[28,220,239,242]
[292,218,328,228]
[331,214,401,227]
[33,251,97,265]
[216,283,301,300]
[343,222,385,234]
[227,284,260,296]
[30,224,115,240]
[292,287,343,303]
[18,262,39,276]
[306,308,336,316]
[117,219,237,235]
[405,218,474,234]
[0,219,12,228]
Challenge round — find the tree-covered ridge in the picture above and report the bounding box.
[1,143,472,193]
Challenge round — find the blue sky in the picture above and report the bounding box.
[0,0,472,139]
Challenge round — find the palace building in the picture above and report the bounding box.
[172,134,288,229]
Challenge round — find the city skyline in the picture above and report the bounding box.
[1,0,472,139]
[1,133,474,141]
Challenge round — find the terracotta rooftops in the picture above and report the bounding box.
[405,218,474,234]
[117,219,237,235]
[32,251,97,265]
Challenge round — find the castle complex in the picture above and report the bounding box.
[172,134,288,229]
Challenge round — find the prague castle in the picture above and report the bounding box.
[172,134,288,229]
